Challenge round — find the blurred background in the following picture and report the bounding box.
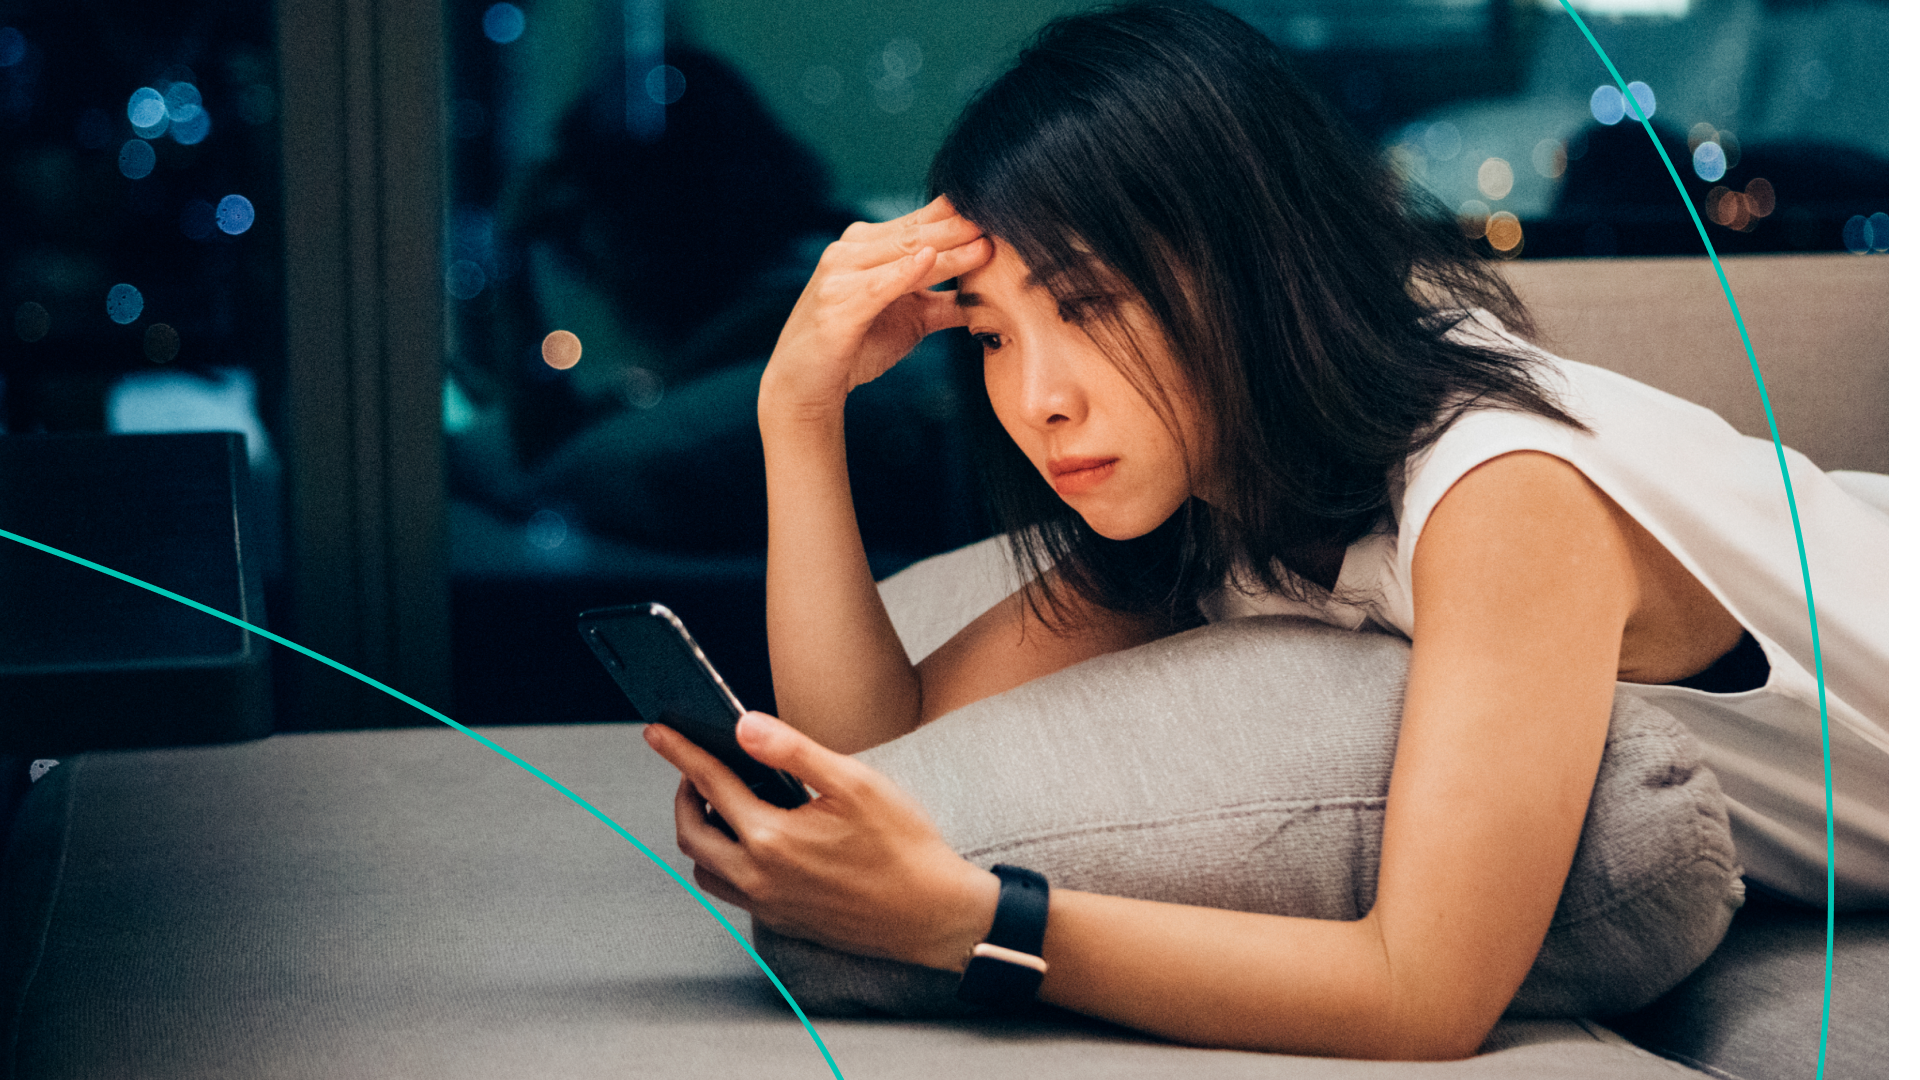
[0,0,1889,733]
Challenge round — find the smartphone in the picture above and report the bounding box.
[578,603,810,811]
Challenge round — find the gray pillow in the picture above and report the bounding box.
[751,615,1744,1022]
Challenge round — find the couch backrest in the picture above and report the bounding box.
[1498,254,1887,474]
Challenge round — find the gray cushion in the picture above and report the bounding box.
[0,725,1706,1078]
[753,614,1744,1022]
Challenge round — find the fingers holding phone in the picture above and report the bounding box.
[579,603,811,814]
[648,714,999,969]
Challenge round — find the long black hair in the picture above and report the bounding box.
[926,1,1584,627]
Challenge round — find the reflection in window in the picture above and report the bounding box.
[436,0,1884,728]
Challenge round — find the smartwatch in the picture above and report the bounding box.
[955,864,1050,1009]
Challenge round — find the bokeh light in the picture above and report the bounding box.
[623,367,665,410]
[0,27,24,67]
[14,301,50,343]
[882,38,923,80]
[541,329,583,369]
[645,64,685,105]
[1421,121,1461,162]
[215,194,255,235]
[1722,195,1751,231]
[1457,200,1491,240]
[1687,122,1717,153]
[1745,177,1775,218]
[1842,215,1869,254]
[127,87,166,129]
[868,41,918,116]
[118,139,157,179]
[1477,157,1514,200]
[482,3,525,44]
[1626,81,1657,120]
[1835,214,1881,255]
[1692,141,1726,182]
[171,108,211,145]
[526,509,569,551]
[1706,186,1753,231]
[1485,211,1523,254]
[162,82,202,123]
[180,199,216,240]
[106,283,144,325]
[1589,85,1625,125]
[1716,130,1740,170]
[143,323,180,363]
[446,260,486,300]
[1531,138,1566,179]
[1705,186,1729,222]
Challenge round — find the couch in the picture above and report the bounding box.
[0,253,1886,1077]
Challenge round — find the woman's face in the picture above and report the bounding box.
[956,240,1211,541]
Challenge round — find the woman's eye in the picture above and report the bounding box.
[971,332,1003,352]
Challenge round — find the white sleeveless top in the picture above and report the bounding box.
[1199,315,1889,909]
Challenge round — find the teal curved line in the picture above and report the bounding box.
[0,525,846,1080]
[1551,6,1838,1078]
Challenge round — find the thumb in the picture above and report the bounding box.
[735,711,868,799]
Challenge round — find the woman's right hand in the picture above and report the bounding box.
[760,196,991,421]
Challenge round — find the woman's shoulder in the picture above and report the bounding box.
[1411,312,1752,515]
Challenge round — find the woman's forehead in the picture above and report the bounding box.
[955,239,1123,308]
[955,242,1042,308]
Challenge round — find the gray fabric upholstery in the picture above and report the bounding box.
[1608,896,1889,1080]
[0,725,1703,1078]
[754,616,1743,1021]
[875,533,1032,665]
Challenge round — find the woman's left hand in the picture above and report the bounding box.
[644,712,1000,971]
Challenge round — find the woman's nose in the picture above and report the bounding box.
[1011,343,1085,430]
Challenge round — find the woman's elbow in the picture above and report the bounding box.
[1362,985,1508,1061]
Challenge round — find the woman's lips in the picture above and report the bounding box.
[1047,456,1118,497]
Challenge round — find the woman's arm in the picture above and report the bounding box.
[1031,451,1636,1057]
[757,199,991,753]
[653,450,1638,1059]
[913,573,1176,724]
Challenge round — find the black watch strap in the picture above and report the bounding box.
[955,865,1050,1008]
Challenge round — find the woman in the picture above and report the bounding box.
[644,2,1888,1059]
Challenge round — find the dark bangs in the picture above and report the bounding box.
[927,1,1584,627]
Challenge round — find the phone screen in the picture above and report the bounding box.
[579,604,809,809]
